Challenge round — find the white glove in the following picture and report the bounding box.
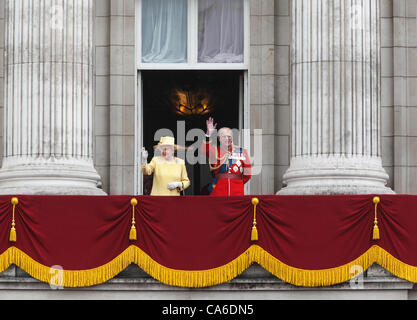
[167,182,182,191]
[141,147,148,165]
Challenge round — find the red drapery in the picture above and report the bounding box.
[0,194,416,287]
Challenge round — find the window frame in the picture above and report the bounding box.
[135,0,250,70]
[134,0,251,195]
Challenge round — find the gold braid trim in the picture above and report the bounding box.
[1,245,417,288]
[209,152,228,172]
[208,144,241,172]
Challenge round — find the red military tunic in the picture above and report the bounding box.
[201,140,251,196]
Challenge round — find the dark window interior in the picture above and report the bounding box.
[142,70,241,195]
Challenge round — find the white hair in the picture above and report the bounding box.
[218,127,232,136]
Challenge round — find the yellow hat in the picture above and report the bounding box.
[153,136,178,149]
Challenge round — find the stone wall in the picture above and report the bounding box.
[274,0,291,192]
[250,0,277,194]
[95,0,111,193]
[95,0,136,195]
[0,0,414,195]
[392,0,417,194]
[249,0,291,195]
[0,0,4,164]
[381,0,395,189]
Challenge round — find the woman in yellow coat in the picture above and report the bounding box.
[141,136,190,196]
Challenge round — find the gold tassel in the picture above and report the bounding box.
[129,226,137,241]
[251,226,258,242]
[9,197,18,243]
[9,227,16,243]
[373,225,380,241]
[373,196,380,240]
[251,198,259,241]
[129,198,138,241]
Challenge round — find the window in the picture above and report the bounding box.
[198,0,244,63]
[141,0,188,63]
[135,0,250,195]
[137,0,249,69]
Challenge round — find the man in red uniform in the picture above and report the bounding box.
[201,117,251,196]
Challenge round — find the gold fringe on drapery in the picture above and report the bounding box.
[131,246,254,288]
[0,247,133,288]
[250,245,376,287]
[1,245,417,288]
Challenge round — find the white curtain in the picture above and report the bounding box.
[198,0,244,63]
[142,0,188,63]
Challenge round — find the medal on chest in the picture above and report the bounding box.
[228,159,244,174]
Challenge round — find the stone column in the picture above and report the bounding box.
[0,0,105,195]
[278,0,393,195]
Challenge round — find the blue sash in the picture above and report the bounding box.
[208,148,243,193]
